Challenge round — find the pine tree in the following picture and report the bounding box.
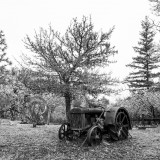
[126,16,160,91]
[0,30,12,84]
[0,30,11,68]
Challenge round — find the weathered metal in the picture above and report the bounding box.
[105,107,132,129]
[135,114,159,129]
[21,95,49,127]
[58,106,132,146]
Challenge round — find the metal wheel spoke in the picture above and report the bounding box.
[87,126,102,146]
[58,123,72,140]
[109,111,130,141]
[117,113,121,122]
[64,125,66,131]
[121,115,127,124]
[110,128,118,134]
[117,122,122,127]
[121,128,128,138]
[123,126,129,131]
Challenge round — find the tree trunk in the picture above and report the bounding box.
[64,92,72,120]
[150,105,155,118]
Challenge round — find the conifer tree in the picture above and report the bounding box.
[0,30,12,85]
[0,30,12,69]
[126,16,160,91]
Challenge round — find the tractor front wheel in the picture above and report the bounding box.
[58,123,73,140]
[87,126,102,146]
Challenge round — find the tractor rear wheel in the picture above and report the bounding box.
[109,111,129,141]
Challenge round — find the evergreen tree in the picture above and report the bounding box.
[0,30,12,85]
[126,16,160,91]
[0,30,12,69]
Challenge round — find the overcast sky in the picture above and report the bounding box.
[0,0,158,100]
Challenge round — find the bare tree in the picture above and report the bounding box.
[23,16,117,119]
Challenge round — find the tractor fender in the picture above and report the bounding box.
[104,107,132,129]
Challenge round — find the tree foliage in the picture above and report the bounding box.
[116,91,160,121]
[23,16,117,118]
[125,16,160,91]
[149,0,160,34]
[0,30,11,68]
[15,68,52,94]
[0,30,12,85]
[149,0,160,16]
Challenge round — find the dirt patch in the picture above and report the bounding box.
[0,120,160,160]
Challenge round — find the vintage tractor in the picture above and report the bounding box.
[58,106,132,146]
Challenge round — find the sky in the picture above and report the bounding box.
[0,0,158,101]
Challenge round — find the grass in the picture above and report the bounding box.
[0,119,160,160]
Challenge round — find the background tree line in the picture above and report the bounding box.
[1,0,160,122]
[0,17,116,121]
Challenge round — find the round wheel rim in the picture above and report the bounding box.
[58,123,72,140]
[87,126,102,146]
[110,111,129,140]
[59,123,68,140]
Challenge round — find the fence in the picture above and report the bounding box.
[131,114,160,127]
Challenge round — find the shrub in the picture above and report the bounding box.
[115,91,160,122]
[50,105,66,124]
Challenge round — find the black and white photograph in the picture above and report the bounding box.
[0,0,160,159]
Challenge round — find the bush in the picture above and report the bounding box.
[115,91,160,122]
[50,105,66,124]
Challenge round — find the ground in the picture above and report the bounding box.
[0,119,160,160]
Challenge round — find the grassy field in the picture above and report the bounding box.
[0,119,160,160]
